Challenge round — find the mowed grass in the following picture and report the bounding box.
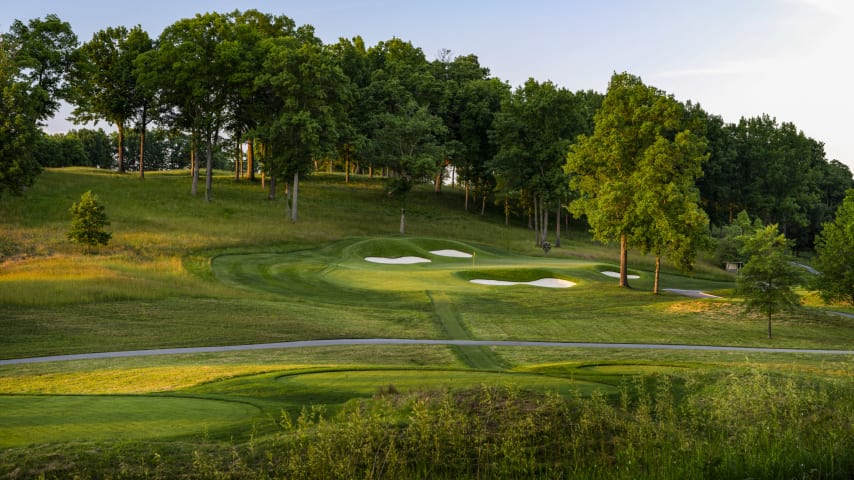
[0,395,259,448]
[1,168,853,476]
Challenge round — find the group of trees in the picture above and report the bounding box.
[33,128,197,171]
[2,11,853,301]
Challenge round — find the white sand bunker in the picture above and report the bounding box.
[601,271,640,279]
[365,256,431,264]
[430,249,473,258]
[470,278,576,288]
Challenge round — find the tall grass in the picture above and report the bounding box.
[6,370,850,479]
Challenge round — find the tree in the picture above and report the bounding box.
[566,72,695,288]
[813,189,854,307]
[67,190,111,251]
[140,12,237,201]
[254,27,350,222]
[371,100,446,234]
[631,132,710,293]
[71,25,152,174]
[1,14,76,197]
[492,79,585,246]
[0,44,41,197]
[736,224,803,339]
[2,14,78,122]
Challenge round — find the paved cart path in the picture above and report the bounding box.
[2,339,852,366]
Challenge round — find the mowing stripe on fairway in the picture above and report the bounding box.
[2,339,852,365]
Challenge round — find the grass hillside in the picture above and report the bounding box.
[1,168,852,479]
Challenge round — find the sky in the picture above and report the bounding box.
[4,0,853,170]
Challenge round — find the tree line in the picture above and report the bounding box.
[2,10,851,250]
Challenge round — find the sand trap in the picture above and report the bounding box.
[601,271,640,279]
[430,249,473,258]
[365,256,431,264]
[470,278,576,288]
[663,289,721,299]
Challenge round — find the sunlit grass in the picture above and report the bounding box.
[0,395,259,448]
[0,364,315,394]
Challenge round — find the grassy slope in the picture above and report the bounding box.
[0,168,852,469]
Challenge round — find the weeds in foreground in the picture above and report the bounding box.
[6,369,852,479]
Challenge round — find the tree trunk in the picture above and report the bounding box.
[138,123,145,180]
[268,175,276,200]
[481,194,486,216]
[116,122,125,173]
[345,144,350,183]
[767,312,772,339]
[191,138,199,196]
[654,256,661,294]
[533,193,541,247]
[555,206,561,247]
[369,164,373,178]
[619,234,630,288]
[246,139,255,181]
[399,197,406,235]
[284,181,290,218]
[465,181,470,211]
[541,200,548,246]
[504,196,510,225]
[234,139,241,181]
[291,171,299,223]
[204,135,213,202]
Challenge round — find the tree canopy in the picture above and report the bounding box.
[813,189,854,306]
[565,72,708,289]
[736,224,804,339]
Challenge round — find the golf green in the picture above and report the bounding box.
[0,395,259,447]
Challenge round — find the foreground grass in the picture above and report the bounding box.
[2,369,851,479]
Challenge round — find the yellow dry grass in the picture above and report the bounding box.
[0,364,315,394]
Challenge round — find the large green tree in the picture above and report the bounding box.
[2,14,78,122]
[1,14,76,197]
[140,12,237,200]
[566,72,698,288]
[254,27,350,222]
[813,189,854,307]
[736,224,803,339]
[372,100,446,234]
[631,131,710,293]
[0,43,41,197]
[71,25,153,174]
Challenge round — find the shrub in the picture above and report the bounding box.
[67,190,111,251]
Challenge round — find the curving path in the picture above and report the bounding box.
[2,339,852,366]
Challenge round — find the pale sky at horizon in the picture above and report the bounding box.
[4,0,853,171]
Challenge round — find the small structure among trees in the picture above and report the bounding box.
[67,190,111,251]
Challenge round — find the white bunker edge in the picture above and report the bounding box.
[364,256,431,264]
[364,249,474,264]
[601,271,640,279]
[470,278,576,288]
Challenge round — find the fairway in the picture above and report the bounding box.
[0,395,260,448]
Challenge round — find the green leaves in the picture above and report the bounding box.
[736,224,804,338]
[566,72,709,286]
[813,189,854,306]
[67,190,111,250]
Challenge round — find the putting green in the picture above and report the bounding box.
[212,237,583,298]
[0,395,259,447]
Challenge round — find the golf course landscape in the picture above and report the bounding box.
[1,168,853,478]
